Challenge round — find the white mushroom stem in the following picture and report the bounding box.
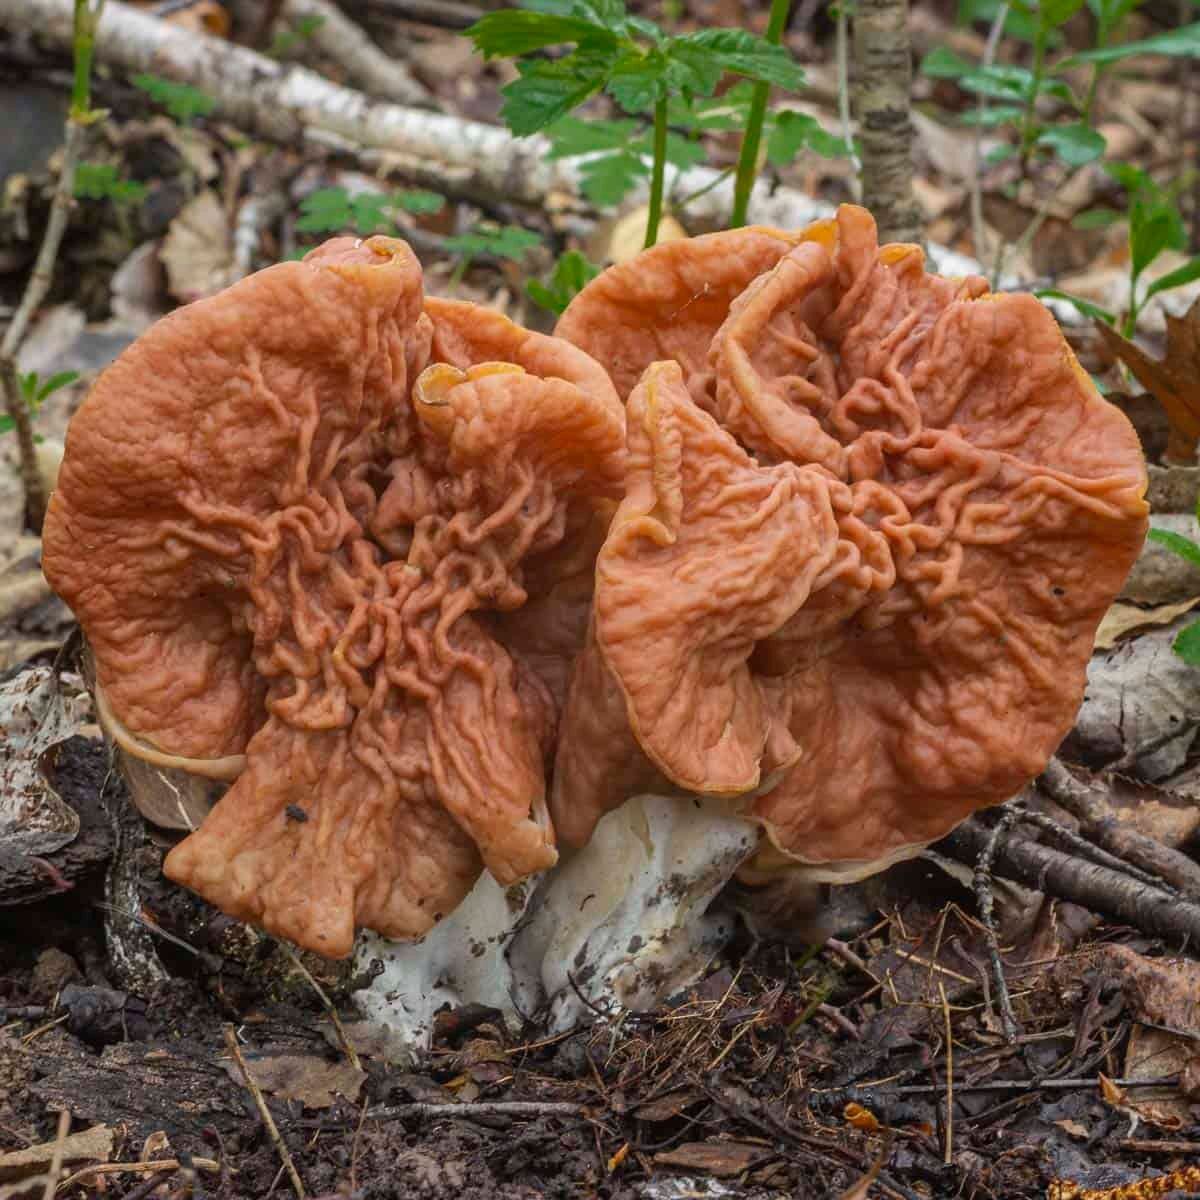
[352,795,759,1046]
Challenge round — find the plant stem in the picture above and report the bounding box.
[970,1,1008,281]
[730,0,793,228]
[0,0,103,531]
[644,95,669,247]
[673,166,734,214]
[1016,18,1049,170]
[835,0,861,200]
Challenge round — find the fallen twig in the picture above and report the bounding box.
[55,1158,220,1195]
[972,810,1021,1042]
[941,815,1200,948]
[223,1024,306,1200]
[280,0,431,106]
[370,1100,586,1122]
[42,1111,70,1200]
[815,1074,1181,1099]
[1039,758,1200,901]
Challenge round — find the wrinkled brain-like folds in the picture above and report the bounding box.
[553,205,1149,875]
[44,237,625,956]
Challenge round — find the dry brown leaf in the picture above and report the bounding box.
[653,1140,771,1178]
[0,1124,113,1183]
[160,189,234,303]
[1054,1118,1090,1138]
[1124,1024,1194,1128]
[1099,1073,1127,1107]
[1094,597,1200,648]
[221,1052,366,1109]
[1095,298,1200,461]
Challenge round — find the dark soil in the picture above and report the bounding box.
[1,744,1198,1200]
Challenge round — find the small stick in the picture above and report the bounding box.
[972,810,1020,1042]
[816,1002,861,1041]
[814,1074,1179,1099]
[223,1025,306,1199]
[939,982,953,1165]
[42,1110,71,1200]
[370,1100,585,1122]
[276,943,361,1072]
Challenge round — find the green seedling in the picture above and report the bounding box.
[294,186,446,238]
[0,370,79,437]
[74,161,147,206]
[1148,500,1200,665]
[526,249,601,314]
[131,73,217,124]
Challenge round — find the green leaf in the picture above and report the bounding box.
[444,224,543,259]
[1034,288,1116,323]
[957,104,1025,126]
[659,129,707,169]
[131,73,216,122]
[1036,122,1106,165]
[465,10,618,57]
[1173,619,1200,665]
[920,46,975,78]
[1148,527,1200,568]
[1072,206,1124,229]
[605,53,669,110]
[1042,0,1087,27]
[0,415,13,434]
[392,189,445,215]
[35,371,79,403]
[667,28,805,90]
[1144,255,1200,301]
[1131,206,1180,280]
[546,115,639,156]
[959,0,1048,41]
[295,186,353,233]
[578,149,646,204]
[1059,20,1200,65]
[766,110,852,164]
[526,248,602,313]
[985,143,1018,163]
[501,54,612,134]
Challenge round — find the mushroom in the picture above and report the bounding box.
[539,204,1148,1016]
[43,237,625,964]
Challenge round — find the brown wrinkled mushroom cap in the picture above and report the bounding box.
[45,237,625,956]
[554,205,1148,876]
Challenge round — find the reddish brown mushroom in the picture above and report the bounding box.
[44,237,625,957]
[553,205,1149,879]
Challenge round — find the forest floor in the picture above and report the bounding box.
[2,0,1200,1195]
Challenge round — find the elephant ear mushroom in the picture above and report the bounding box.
[551,360,839,848]
[44,240,624,959]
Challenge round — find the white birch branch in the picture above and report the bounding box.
[281,0,432,107]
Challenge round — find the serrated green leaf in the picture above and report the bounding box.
[920,46,975,78]
[1060,20,1200,65]
[1144,254,1200,301]
[663,42,725,96]
[578,149,646,204]
[1042,0,1087,27]
[1148,527,1200,567]
[444,224,542,259]
[545,115,639,157]
[659,129,708,169]
[295,187,354,232]
[501,55,611,134]
[393,189,445,215]
[131,73,215,122]
[466,10,617,57]
[1034,288,1116,323]
[1173,619,1200,664]
[669,28,805,89]
[957,104,1025,126]
[605,53,668,111]
[1037,122,1106,165]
